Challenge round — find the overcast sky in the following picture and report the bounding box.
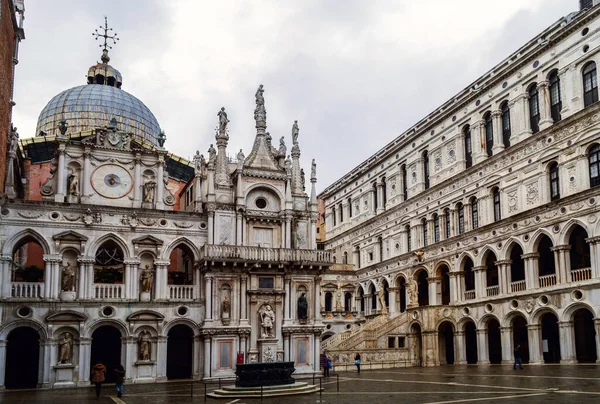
[13,0,576,190]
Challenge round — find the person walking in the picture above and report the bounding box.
[513,344,524,370]
[322,352,330,378]
[355,352,361,373]
[91,362,107,399]
[114,364,126,398]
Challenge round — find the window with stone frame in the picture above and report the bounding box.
[529,84,540,133]
[464,125,472,169]
[500,101,511,148]
[444,208,451,239]
[583,61,599,107]
[422,151,430,189]
[406,225,412,252]
[549,70,562,122]
[492,187,501,221]
[433,213,440,243]
[484,111,493,157]
[421,218,428,247]
[457,203,465,234]
[590,144,600,188]
[549,162,560,200]
[401,164,408,200]
[470,197,479,229]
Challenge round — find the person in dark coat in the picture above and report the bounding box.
[90,362,106,399]
[513,344,524,370]
[114,364,126,398]
[322,352,330,377]
[355,352,361,373]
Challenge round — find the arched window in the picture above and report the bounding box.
[381,177,387,207]
[444,208,451,239]
[342,251,348,265]
[94,240,124,284]
[325,292,333,312]
[549,70,562,122]
[401,164,408,200]
[339,203,343,223]
[501,101,511,148]
[344,292,352,312]
[422,218,428,247]
[529,84,540,133]
[332,207,336,226]
[470,197,479,229]
[348,198,352,218]
[355,246,361,268]
[583,62,599,107]
[457,203,465,234]
[406,225,412,252]
[423,151,430,189]
[372,182,378,212]
[433,213,440,243]
[464,125,472,168]
[492,187,501,221]
[484,111,493,157]
[378,236,384,262]
[590,144,600,188]
[549,162,560,200]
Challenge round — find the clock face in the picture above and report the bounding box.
[91,164,133,199]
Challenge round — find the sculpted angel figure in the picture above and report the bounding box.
[58,332,73,364]
[255,84,264,107]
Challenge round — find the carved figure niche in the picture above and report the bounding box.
[296,285,308,323]
[57,331,74,364]
[220,283,231,325]
[142,169,157,206]
[139,254,154,302]
[60,249,78,301]
[138,330,152,362]
[66,161,82,202]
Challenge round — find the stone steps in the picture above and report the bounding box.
[207,381,321,398]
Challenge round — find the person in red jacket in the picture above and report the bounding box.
[90,362,106,399]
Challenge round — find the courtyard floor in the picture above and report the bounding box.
[3,365,600,403]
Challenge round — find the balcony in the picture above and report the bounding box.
[94,283,124,299]
[200,245,332,265]
[169,285,195,301]
[12,282,44,298]
[486,285,500,297]
[538,274,557,288]
[571,268,592,282]
[510,280,526,293]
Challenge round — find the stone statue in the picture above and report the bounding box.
[265,132,272,147]
[300,169,306,191]
[222,294,231,317]
[138,331,151,361]
[254,85,266,122]
[163,170,169,185]
[8,126,18,154]
[291,120,299,145]
[407,280,418,305]
[67,170,79,196]
[208,144,217,165]
[143,179,156,203]
[140,265,153,293]
[311,159,316,179]
[61,263,75,292]
[378,288,388,314]
[217,107,229,133]
[199,154,207,175]
[285,156,292,177]
[279,137,286,156]
[259,304,275,338]
[297,292,308,320]
[237,149,245,170]
[58,332,73,364]
[122,133,130,149]
[255,84,264,107]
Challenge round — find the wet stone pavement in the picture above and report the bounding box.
[3,365,600,403]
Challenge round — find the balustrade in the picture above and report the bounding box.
[510,280,526,293]
[464,290,475,300]
[538,274,557,288]
[169,285,195,300]
[571,267,592,282]
[94,283,124,299]
[11,282,44,298]
[486,285,500,297]
[201,244,331,263]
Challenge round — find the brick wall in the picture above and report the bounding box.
[0,0,16,192]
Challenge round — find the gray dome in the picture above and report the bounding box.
[36,84,162,146]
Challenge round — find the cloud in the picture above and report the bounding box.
[13,0,576,189]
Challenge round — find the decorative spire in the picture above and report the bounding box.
[93,16,119,62]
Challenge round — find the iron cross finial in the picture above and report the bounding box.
[92,16,119,52]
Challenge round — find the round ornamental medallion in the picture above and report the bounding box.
[91,164,133,199]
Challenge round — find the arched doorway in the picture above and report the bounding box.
[167,325,194,379]
[573,308,597,363]
[91,326,122,383]
[541,312,560,363]
[5,327,40,389]
[487,319,502,364]
[168,244,194,286]
[411,323,423,366]
[438,265,451,305]
[438,322,455,365]
[512,316,529,363]
[417,270,429,307]
[464,321,478,364]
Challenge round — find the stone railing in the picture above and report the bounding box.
[94,284,124,299]
[201,245,331,264]
[539,274,557,288]
[486,285,499,297]
[169,285,195,300]
[510,280,526,293]
[464,290,475,300]
[333,313,407,352]
[330,264,355,271]
[571,267,592,282]
[11,282,44,298]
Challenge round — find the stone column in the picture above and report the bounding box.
[125,337,136,381]
[81,148,92,203]
[55,146,66,202]
[0,340,7,387]
[464,203,472,233]
[133,153,142,208]
[558,321,576,364]
[78,338,92,386]
[473,266,486,299]
[205,275,213,321]
[553,245,571,284]
[538,80,553,130]
[428,277,439,306]
[156,336,168,379]
[77,257,87,300]
[449,209,456,237]
[449,272,460,303]
[43,255,53,299]
[376,182,384,214]
[500,327,513,364]
[522,253,539,289]
[236,212,243,245]
[388,287,397,314]
[203,336,211,379]
[87,260,95,299]
[314,334,321,372]
[527,324,543,364]
[455,331,466,365]
[240,274,248,324]
[496,260,511,295]
[284,276,292,322]
[156,158,165,210]
[207,211,215,245]
[491,110,504,154]
[154,260,169,301]
[594,319,600,363]
[476,329,490,364]
[519,92,533,139]
[440,211,447,241]
[194,335,203,377]
[587,237,600,279]
[285,217,292,248]
[314,277,322,321]
[0,255,12,298]
[473,121,486,164]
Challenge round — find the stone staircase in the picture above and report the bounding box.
[207,382,321,398]
[322,312,408,351]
